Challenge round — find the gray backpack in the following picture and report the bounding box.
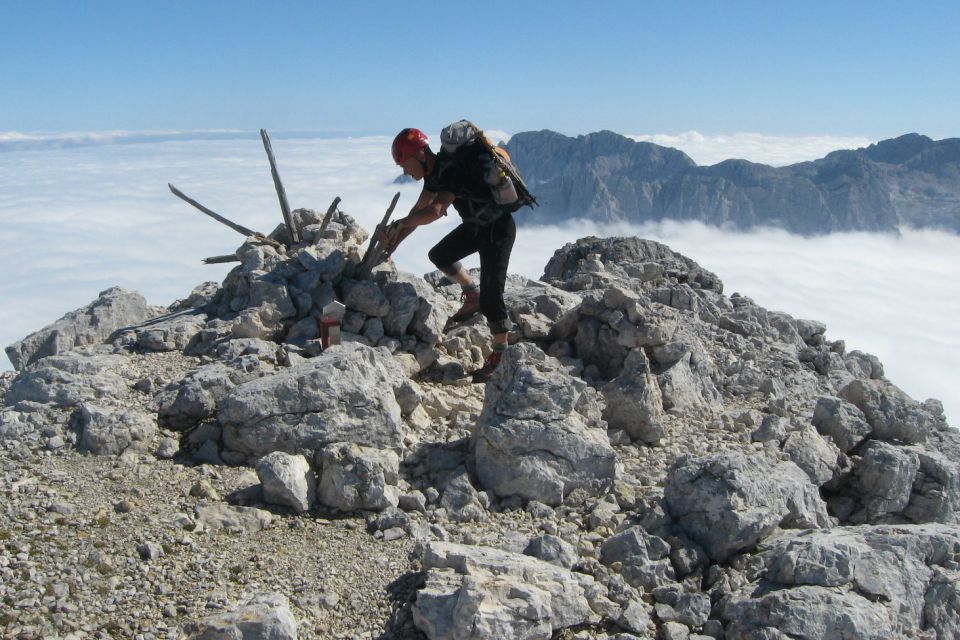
[439,120,538,212]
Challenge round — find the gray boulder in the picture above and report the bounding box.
[782,424,845,486]
[839,379,932,445]
[341,278,391,317]
[540,237,723,296]
[112,308,208,353]
[904,448,960,524]
[657,352,722,416]
[503,277,582,341]
[220,343,408,458]
[316,442,399,512]
[599,526,676,590]
[256,451,316,513]
[5,352,131,408]
[725,585,892,640]
[180,592,297,639]
[439,467,486,523]
[293,241,346,281]
[844,350,885,380]
[601,349,665,444]
[524,534,579,570]
[472,343,616,506]
[79,404,157,455]
[655,593,711,628]
[664,451,831,562]
[724,524,960,639]
[5,287,161,370]
[195,504,273,533]
[852,441,920,522]
[413,542,606,640]
[157,362,257,431]
[380,272,449,345]
[812,395,872,453]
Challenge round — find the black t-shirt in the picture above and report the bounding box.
[424,140,503,225]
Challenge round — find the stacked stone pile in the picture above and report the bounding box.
[1,210,958,639]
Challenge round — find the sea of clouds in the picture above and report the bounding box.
[1,130,956,427]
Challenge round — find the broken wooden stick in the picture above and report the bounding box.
[260,129,300,246]
[168,183,283,250]
[202,254,241,264]
[168,183,260,238]
[319,196,342,232]
[359,192,402,273]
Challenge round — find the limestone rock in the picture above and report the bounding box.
[256,451,316,513]
[602,349,665,444]
[196,504,273,533]
[904,448,960,524]
[524,534,579,569]
[541,236,723,296]
[664,451,831,562]
[341,278,391,317]
[157,362,257,431]
[316,442,400,512]
[724,524,960,639]
[472,343,616,506]
[600,526,676,590]
[5,287,161,370]
[112,308,208,353]
[782,424,844,487]
[220,343,408,458]
[413,542,604,639]
[657,352,722,416]
[503,277,582,341]
[181,592,297,639]
[812,395,872,453]
[79,404,157,455]
[414,570,552,640]
[379,271,449,345]
[839,379,932,445]
[6,353,131,408]
[852,441,920,522]
[438,467,486,523]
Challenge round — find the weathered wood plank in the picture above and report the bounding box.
[260,129,300,245]
[359,192,402,273]
[168,183,259,238]
[202,254,241,264]
[319,197,342,232]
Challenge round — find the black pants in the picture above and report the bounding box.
[428,213,516,331]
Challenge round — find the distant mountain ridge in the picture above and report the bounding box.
[503,130,960,234]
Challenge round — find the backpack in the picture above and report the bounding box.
[439,120,538,214]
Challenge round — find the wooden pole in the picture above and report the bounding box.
[202,254,241,264]
[319,196,342,232]
[168,183,260,238]
[359,192,401,272]
[260,129,300,245]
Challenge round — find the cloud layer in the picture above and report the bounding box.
[1,133,955,428]
[628,131,876,166]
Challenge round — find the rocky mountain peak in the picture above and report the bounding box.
[861,132,934,164]
[1,209,957,639]
[506,129,960,233]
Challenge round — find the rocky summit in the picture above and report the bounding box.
[1,206,957,640]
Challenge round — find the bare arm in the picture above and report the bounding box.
[401,189,455,228]
[377,189,456,258]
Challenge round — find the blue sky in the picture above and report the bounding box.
[2,0,958,139]
[0,1,958,425]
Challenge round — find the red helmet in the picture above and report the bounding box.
[391,128,429,164]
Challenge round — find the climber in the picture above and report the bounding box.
[389,126,518,383]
